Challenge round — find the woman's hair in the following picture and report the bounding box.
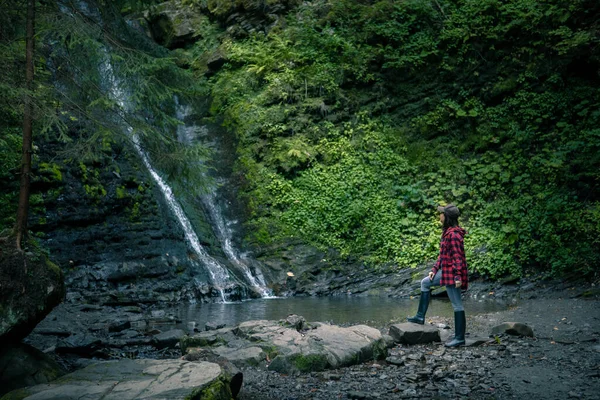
[443,212,459,229]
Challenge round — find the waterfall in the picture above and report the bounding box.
[202,192,274,298]
[100,55,237,302]
[176,104,275,298]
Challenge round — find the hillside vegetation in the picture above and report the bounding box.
[187,0,600,278]
[1,0,599,281]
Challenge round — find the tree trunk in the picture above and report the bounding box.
[16,0,35,251]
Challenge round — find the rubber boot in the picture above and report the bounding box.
[445,310,466,347]
[407,291,431,325]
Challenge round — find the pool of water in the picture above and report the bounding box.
[163,296,512,331]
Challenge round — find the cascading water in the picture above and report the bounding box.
[176,104,274,298]
[100,56,238,303]
[59,0,272,302]
[202,192,274,298]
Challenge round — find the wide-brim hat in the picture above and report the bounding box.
[437,204,460,218]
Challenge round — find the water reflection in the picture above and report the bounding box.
[166,296,510,331]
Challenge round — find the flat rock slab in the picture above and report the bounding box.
[183,316,390,374]
[465,336,493,347]
[389,323,441,345]
[1,359,231,400]
[491,322,534,337]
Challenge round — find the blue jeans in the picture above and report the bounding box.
[420,270,464,312]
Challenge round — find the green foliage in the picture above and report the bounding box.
[291,353,329,373]
[193,0,600,278]
[0,129,21,230]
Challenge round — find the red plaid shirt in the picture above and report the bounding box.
[431,226,468,290]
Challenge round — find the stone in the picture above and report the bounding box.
[385,356,404,366]
[144,0,205,48]
[347,391,371,399]
[205,322,227,331]
[108,319,131,333]
[185,317,390,374]
[212,346,265,367]
[388,323,441,344]
[490,322,534,337]
[152,329,186,349]
[0,343,66,397]
[0,241,65,346]
[284,314,307,331]
[1,359,232,400]
[465,336,492,347]
[56,333,102,356]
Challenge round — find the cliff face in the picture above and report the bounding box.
[28,136,238,305]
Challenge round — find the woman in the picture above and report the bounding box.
[407,204,468,347]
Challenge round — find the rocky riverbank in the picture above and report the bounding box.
[1,277,595,400]
[236,294,600,400]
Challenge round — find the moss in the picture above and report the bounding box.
[130,202,141,221]
[38,162,63,182]
[259,344,279,360]
[0,388,31,400]
[116,185,127,199]
[46,259,62,277]
[372,339,389,360]
[84,184,107,199]
[411,271,423,281]
[290,353,329,373]
[180,335,227,354]
[186,374,232,400]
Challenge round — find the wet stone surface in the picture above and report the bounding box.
[17,290,600,400]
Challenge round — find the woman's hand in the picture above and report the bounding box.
[428,271,435,281]
[455,280,462,289]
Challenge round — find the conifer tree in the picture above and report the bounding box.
[15,0,35,250]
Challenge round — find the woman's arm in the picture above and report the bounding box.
[449,232,466,283]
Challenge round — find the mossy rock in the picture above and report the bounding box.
[0,237,65,345]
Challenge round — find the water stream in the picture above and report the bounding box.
[101,56,239,302]
[150,296,512,332]
[175,103,274,298]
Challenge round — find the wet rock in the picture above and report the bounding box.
[0,343,66,397]
[205,322,227,331]
[389,323,441,344]
[347,391,372,399]
[491,322,534,337]
[465,337,492,347]
[385,356,404,366]
[185,317,389,374]
[212,346,265,367]
[283,314,307,331]
[108,319,131,333]
[2,359,232,400]
[144,0,205,48]
[181,328,234,352]
[121,306,142,313]
[79,304,103,312]
[34,327,71,337]
[152,328,186,349]
[56,333,102,356]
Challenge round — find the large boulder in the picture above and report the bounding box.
[0,359,232,400]
[0,239,65,346]
[0,343,66,397]
[182,315,391,374]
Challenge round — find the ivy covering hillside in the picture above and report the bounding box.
[188,0,600,278]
